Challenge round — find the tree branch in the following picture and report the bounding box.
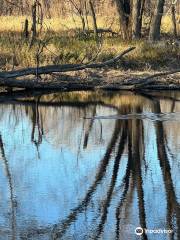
[0,47,135,79]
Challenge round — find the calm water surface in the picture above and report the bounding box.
[0,90,179,240]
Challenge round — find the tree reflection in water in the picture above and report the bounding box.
[0,135,16,240]
[0,90,179,240]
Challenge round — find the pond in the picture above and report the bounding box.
[0,90,179,240]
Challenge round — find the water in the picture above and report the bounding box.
[0,90,179,240]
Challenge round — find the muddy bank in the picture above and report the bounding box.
[1,68,180,92]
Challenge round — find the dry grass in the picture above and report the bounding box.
[0,15,179,33]
[0,15,179,70]
[0,15,116,33]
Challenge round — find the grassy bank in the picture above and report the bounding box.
[0,16,179,71]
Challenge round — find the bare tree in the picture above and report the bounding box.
[30,0,43,47]
[171,2,178,39]
[149,0,165,41]
[89,0,98,39]
[68,0,87,32]
[114,0,132,40]
[132,0,145,39]
[23,18,29,39]
[114,0,145,40]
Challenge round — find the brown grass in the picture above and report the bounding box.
[0,16,179,71]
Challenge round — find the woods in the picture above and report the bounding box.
[1,0,179,40]
[0,0,180,91]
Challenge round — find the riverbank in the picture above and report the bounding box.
[0,68,180,93]
[0,16,180,92]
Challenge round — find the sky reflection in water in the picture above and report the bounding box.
[0,90,179,240]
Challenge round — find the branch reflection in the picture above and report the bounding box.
[0,90,179,240]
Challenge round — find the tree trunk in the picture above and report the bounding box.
[171,5,178,39]
[84,1,90,31]
[30,2,37,46]
[115,0,132,40]
[132,0,145,39]
[149,0,165,41]
[80,14,86,32]
[89,0,98,39]
[23,18,29,39]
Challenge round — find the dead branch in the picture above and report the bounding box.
[0,46,180,91]
[120,69,180,90]
[0,47,135,79]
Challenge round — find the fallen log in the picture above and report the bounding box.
[118,69,180,90]
[0,45,180,91]
[0,75,179,91]
[0,47,135,79]
[0,76,90,90]
[124,68,180,89]
[133,69,180,89]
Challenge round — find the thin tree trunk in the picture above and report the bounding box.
[80,14,86,32]
[132,0,143,39]
[89,0,98,39]
[171,5,178,39]
[23,18,29,38]
[30,1,37,46]
[149,0,165,41]
[84,1,89,31]
[115,0,132,40]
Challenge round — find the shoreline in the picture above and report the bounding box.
[1,68,180,92]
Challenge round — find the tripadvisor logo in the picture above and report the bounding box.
[135,227,144,236]
[135,227,173,236]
